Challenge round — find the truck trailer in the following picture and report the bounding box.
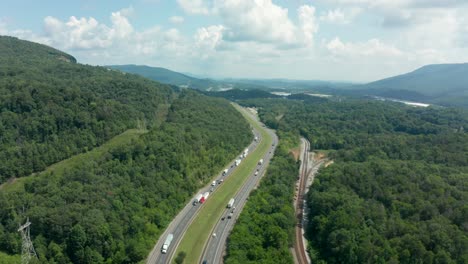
[193,194,203,205]
[200,192,210,203]
[161,233,173,254]
[227,198,235,208]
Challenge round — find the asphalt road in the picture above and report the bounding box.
[146,124,263,264]
[200,110,279,264]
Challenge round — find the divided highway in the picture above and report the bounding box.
[146,106,276,264]
[200,109,278,264]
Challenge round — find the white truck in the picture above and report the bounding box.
[193,194,203,205]
[161,234,173,254]
[258,159,264,165]
[200,192,210,203]
[227,198,235,208]
[243,148,249,156]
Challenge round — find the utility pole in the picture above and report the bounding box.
[17,218,37,264]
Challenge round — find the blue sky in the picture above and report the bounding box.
[1,0,468,82]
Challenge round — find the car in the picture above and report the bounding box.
[211,181,216,186]
[202,260,208,264]
[221,217,225,221]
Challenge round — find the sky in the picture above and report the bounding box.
[1,0,468,82]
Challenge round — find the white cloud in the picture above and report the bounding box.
[195,25,224,51]
[210,0,318,48]
[326,37,403,58]
[320,8,361,24]
[177,0,212,15]
[299,5,319,45]
[215,0,297,46]
[169,16,184,24]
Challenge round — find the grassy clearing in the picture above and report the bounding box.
[1,129,147,194]
[174,105,273,264]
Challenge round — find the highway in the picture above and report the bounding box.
[200,109,278,264]
[146,107,268,264]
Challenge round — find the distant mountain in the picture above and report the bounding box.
[107,64,224,90]
[356,63,468,107]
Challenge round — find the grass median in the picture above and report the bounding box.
[174,105,273,263]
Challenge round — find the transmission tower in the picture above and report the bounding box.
[17,218,37,264]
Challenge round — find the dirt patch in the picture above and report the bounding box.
[324,160,334,168]
[289,147,301,161]
[315,152,327,160]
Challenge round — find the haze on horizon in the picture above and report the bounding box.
[1,0,468,82]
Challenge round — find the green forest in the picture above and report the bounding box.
[241,98,467,263]
[0,37,252,263]
[224,132,299,264]
[0,36,173,184]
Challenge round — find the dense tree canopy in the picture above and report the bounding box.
[241,98,467,263]
[0,36,173,183]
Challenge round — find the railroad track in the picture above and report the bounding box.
[294,138,310,264]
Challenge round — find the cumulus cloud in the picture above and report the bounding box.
[320,8,361,24]
[195,25,224,50]
[41,8,133,50]
[208,0,319,48]
[169,16,184,24]
[299,5,319,45]
[177,0,212,15]
[326,37,403,58]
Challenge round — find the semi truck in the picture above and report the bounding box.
[200,192,210,203]
[193,194,203,205]
[161,233,174,254]
[227,198,235,208]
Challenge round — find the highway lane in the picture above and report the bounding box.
[201,108,279,264]
[146,128,262,264]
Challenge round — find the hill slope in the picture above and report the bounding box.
[107,64,221,90]
[357,63,468,107]
[0,36,174,184]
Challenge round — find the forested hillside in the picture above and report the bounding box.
[242,98,467,263]
[0,91,251,263]
[0,36,173,184]
[0,36,252,263]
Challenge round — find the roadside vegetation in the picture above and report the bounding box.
[241,98,467,263]
[224,131,299,264]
